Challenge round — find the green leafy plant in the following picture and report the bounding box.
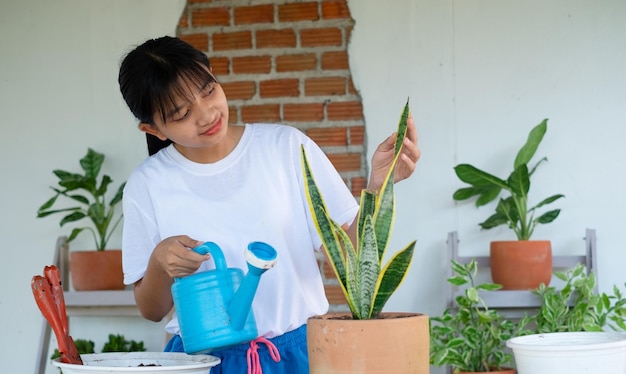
[452,120,564,240]
[51,334,145,361]
[101,333,147,352]
[301,99,416,320]
[51,338,95,360]
[37,148,126,250]
[430,259,524,372]
[530,264,626,333]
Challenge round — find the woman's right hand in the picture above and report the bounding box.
[150,235,209,279]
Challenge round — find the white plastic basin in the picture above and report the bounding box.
[507,332,626,374]
[52,352,220,373]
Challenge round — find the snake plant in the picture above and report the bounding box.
[301,99,416,319]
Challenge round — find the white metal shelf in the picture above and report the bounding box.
[445,228,598,316]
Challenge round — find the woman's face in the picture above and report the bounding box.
[140,76,231,162]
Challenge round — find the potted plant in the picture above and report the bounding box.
[51,334,146,360]
[452,119,565,289]
[303,100,429,373]
[37,148,126,290]
[430,259,524,374]
[528,263,626,333]
[506,265,626,374]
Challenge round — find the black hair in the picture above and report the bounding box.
[118,36,216,156]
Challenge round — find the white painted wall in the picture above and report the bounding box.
[0,0,185,372]
[2,1,626,373]
[350,1,626,373]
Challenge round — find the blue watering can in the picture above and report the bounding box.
[171,241,278,354]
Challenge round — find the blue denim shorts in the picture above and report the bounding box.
[164,325,309,374]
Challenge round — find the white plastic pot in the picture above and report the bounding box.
[52,352,220,373]
[507,332,626,374]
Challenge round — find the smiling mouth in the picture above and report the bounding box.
[202,118,222,136]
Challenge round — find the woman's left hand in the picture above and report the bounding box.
[368,112,420,191]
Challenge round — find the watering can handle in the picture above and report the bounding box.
[190,242,228,270]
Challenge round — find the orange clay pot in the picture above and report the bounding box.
[490,240,552,290]
[70,250,125,291]
[307,312,429,373]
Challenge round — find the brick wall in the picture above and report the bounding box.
[177,0,362,311]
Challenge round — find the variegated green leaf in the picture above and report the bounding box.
[371,240,416,316]
[373,160,396,262]
[393,98,410,156]
[300,146,347,288]
[358,189,377,252]
[330,218,359,315]
[357,215,380,319]
[373,100,410,261]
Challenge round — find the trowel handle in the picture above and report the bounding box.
[191,242,227,270]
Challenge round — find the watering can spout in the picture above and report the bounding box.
[228,242,278,330]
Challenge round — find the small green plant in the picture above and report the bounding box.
[301,99,415,320]
[452,120,564,240]
[37,148,126,250]
[101,333,146,352]
[51,338,95,360]
[530,264,626,333]
[430,259,525,373]
[51,334,145,360]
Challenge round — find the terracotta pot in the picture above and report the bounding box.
[307,312,429,373]
[458,369,515,374]
[70,250,125,291]
[490,240,552,290]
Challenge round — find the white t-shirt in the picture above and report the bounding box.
[122,123,359,338]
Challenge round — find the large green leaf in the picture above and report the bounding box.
[454,164,508,189]
[96,175,113,197]
[475,186,503,207]
[536,209,561,224]
[507,164,530,197]
[110,182,127,207]
[479,212,509,230]
[60,211,87,226]
[81,148,105,180]
[514,119,547,168]
[532,194,565,210]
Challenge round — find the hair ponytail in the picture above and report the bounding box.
[146,134,172,156]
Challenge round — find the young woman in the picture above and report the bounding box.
[118,36,420,373]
